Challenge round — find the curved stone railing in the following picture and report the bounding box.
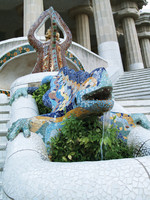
[0,37,108,91]
[3,73,150,199]
[0,37,107,72]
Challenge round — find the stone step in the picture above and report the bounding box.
[0,100,9,106]
[116,99,150,118]
[0,184,3,200]
[0,143,7,151]
[113,82,150,92]
[0,150,6,172]
[116,70,150,78]
[0,158,5,171]
[0,101,9,106]
[115,94,150,100]
[122,67,150,73]
[0,149,6,159]
[0,131,8,137]
[0,136,7,151]
[0,118,10,124]
[114,87,150,96]
[0,113,10,120]
[123,68,150,75]
[0,178,4,200]
[0,172,3,200]
[122,70,150,78]
[114,90,150,97]
[116,96,150,100]
[0,129,8,137]
[0,94,9,105]
[114,90,150,98]
[116,99,150,107]
[122,106,150,114]
[0,124,8,131]
[0,105,10,114]
[114,81,150,89]
[114,79,150,87]
[116,74,150,84]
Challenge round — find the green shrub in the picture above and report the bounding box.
[48,115,134,162]
[32,83,51,115]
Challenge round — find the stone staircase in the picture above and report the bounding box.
[0,94,10,200]
[113,68,150,119]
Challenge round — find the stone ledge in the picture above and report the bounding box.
[136,12,150,26]
[117,8,140,20]
[111,0,147,9]
[137,32,150,38]
[69,5,93,17]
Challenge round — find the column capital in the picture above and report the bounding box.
[136,12,150,26]
[136,13,150,39]
[111,0,147,10]
[117,8,140,20]
[112,1,142,22]
[69,5,93,18]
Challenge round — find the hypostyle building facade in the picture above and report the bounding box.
[0,0,149,78]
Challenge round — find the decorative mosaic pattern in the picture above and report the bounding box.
[9,88,28,105]
[0,45,34,69]
[0,90,10,96]
[100,112,136,142]
[65,51,84,71]
[4,6,150,199]
[131,113,150,130]
[0,46,84,71]
[8,65,150,147]
[28,7,72,73]
[41,66,113,118]
[0,8,84,72]
[8,65,114,145]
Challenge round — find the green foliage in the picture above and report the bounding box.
[48,115,134,162]
[101,124,134,160]
[32,83,51,115]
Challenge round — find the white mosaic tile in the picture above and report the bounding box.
[3,133,150,200]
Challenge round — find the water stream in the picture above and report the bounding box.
[100,111,111,160]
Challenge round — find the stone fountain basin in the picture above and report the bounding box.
[3,73,150,200]
[3,130,150,200]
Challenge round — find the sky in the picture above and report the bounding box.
[142,0,150,11]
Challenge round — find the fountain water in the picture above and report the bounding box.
[100,111,111,160]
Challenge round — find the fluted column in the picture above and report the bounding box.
[75,14,91,50]
[24,0,44,36]
[122,17,144,70]
[140,39,150,68]
[70,6,92,50]
[92,0,124,82]
[136,12,150,68]
[116,1,144,71]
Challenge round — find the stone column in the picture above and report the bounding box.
[70,6,92,50]
[24,0,44,36]
[140,39,150,68]
[92,0,124,82]
[136,13,150,68]
[117,1,144,71]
